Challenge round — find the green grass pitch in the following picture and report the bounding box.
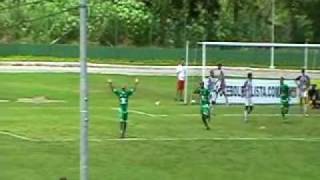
[0,73,320,180]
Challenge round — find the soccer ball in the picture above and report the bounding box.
[191,99,196,104]
[155,101,160,106]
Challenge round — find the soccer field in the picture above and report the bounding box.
[1,73,320,180]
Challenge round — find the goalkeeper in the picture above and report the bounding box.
[280,77,290,119]
[193,81,211,130]
[108,78,139,138]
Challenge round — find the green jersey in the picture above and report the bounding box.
[280,84,290,100]
[113,88,135,106]
[194,88,210,105]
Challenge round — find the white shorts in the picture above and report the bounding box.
[244,97,253,106]
[298,89,308,98]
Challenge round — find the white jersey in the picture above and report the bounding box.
[204,77,218,103]
[205,76,217,92]
[243,79,253,98]
[176,64,186,81]
[217,69,226,86]
[296,74,310,90]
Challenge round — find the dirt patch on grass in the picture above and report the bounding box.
[16,96,66,104]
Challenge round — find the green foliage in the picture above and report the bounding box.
[0,0,319,46]
[0,0,78,43]
[89,0,153,45]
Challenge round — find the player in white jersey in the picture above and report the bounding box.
[204,70,218,118]
[242,72,254,122]
[205,70,218,103]
[295,69,310,116]
[215,64,229,105]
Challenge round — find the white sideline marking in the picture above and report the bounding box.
[181,113,320,117]
[111,108,320,118]
[223,114,320,117]
[0,131,77,142]
[103,137,320,142]
[111,108,168,117]
[0,131,39,142]
[1,131,320,142]
[0,99,10,103]
[181,114,199,117]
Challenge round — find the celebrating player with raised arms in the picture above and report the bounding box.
[215,64,229,105]
[242,72,253,122]
[295,69,310,116]
[193,81,211,130]
[108,78,139,138]
[280,77,290,119]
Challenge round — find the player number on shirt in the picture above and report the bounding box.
[120,97,126,104]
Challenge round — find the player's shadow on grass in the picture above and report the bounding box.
[282,120,293,124]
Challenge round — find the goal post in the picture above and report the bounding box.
[183,41,189,104]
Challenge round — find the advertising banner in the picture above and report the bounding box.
[215,79,298,104]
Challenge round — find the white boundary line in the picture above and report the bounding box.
[221,114,320,117]
[3,105,320,118]
[102,137,320,142]
[110,108,320,118]
[0,131,77,142]
[1,131,320,142]
[111,108,168,117]
[0,131,39,142]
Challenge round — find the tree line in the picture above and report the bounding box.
[0,0,319,47]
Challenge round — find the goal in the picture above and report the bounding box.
[183,41,320,104]
[197,42,320,79]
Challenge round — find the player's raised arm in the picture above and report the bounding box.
[133,78,139,91]
[108,79,114,91]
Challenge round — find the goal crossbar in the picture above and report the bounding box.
[198,42,320,48]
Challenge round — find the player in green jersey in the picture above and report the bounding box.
[280,77,290,119]
[193,81,211,130]
[108,78,139,138]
